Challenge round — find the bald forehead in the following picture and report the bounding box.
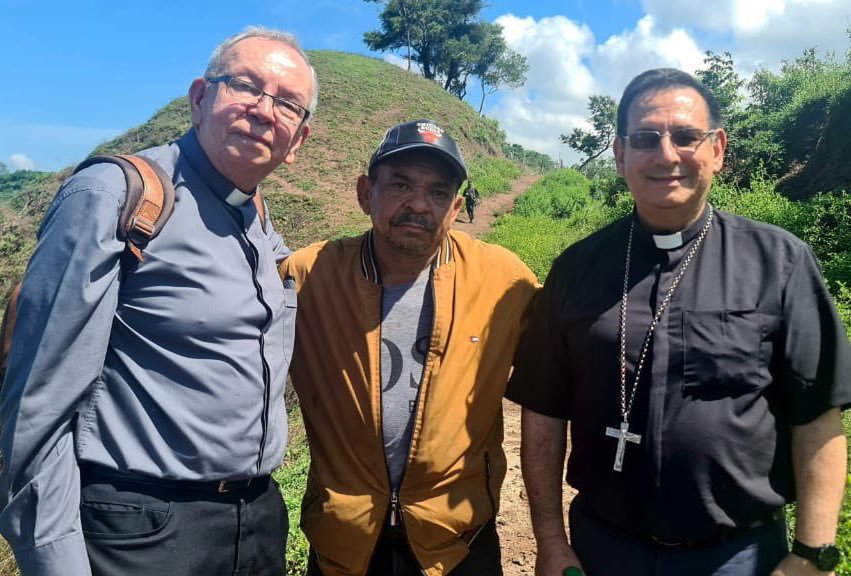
[221,37,308,73]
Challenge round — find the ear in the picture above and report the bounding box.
[711,128,727,173]
[613,136,625,177]
[188,78,208,128]
[356,174,372,215]
[283,123,311,165]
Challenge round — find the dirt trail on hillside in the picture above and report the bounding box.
[461,173,578,575]
[452,173,539,236]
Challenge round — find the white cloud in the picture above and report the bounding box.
[383,53,417,72]
[641,0,849,73]
[487,14,705,164]
[487,14,597,164]
[9,154,36,171]
[592,16,705,95]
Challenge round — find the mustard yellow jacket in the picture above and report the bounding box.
[280,229,538,576]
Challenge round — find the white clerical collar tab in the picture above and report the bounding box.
[653,231,684,249]
[225,189,254,207]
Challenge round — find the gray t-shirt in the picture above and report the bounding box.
[381,270,433,489]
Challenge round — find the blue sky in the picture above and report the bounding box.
[1,0,848,172]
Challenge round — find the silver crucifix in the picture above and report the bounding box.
[605,420,642,472]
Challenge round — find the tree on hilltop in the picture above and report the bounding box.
[364,0,527,103]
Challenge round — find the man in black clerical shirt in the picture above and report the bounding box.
[507,68,851,576]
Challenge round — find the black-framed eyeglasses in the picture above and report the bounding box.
[206,75,310,126]
[624,128,715,151]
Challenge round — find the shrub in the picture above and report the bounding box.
[513,169,592,220]
[466,157,521,198]
[484,214,577,281]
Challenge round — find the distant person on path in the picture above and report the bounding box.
[462,181,480,223]
[508,68,851,576]
[0,26,317,576]
[281,119,538,576]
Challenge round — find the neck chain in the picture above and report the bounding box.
[605,207,714,472]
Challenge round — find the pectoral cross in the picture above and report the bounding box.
[605,421,642,472]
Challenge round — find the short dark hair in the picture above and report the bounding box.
[616,68,722,136]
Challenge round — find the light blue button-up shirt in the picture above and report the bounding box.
[0,130,295,575]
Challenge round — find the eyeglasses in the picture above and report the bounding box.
[624,128,715,151]
[206,75,310,126]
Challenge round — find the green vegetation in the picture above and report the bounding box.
[484,169,630,280]
[560,95,617,171]
[513,170,591,219]
[466,156,521,197]
[503,143,559,173]
[273,407,311,575]
[840,411,851,576]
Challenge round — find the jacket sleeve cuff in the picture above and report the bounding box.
[13,531,91,576]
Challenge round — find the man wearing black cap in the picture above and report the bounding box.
[280,119,538,576]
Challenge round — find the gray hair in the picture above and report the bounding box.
[205,25,319,116]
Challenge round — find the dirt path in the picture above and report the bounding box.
[459,173,578,575]
[452,173,540,236]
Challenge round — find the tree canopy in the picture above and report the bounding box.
[364,0,527,104]
[560,95,617,171]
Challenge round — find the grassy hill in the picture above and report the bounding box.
[0,50,514,301]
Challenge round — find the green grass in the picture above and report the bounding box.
[838,411,851,576]
[274,407,311,575]
[466,157,522,198]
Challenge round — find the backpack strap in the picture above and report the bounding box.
[73,154,175,262]
[252,192,267,232]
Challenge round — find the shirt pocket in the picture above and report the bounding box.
[682,309,767,393]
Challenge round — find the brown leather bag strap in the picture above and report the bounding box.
[1,155,177,381]
[73,154,175,262]
[252,191,267,232]
[0,283,21,379]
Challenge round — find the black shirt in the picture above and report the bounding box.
[507,206,851,541]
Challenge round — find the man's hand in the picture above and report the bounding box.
[535,536,584,576]
[771,552,835,576]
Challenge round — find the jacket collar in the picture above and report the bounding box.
[360,230,453,285]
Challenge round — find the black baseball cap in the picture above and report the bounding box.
[368,119,468,182]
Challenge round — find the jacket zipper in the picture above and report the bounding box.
[376,278,430,575]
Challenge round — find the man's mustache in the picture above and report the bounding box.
[390,213,436,231]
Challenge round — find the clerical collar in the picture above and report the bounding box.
[178,129,258,207]
[633,205,713,251]
[652,231,684,249]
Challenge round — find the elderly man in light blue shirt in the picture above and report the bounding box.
[0,25,317,576]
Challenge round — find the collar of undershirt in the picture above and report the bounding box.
[633,204,713,250]
[360,230,453,285]
[179,129,258,207]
